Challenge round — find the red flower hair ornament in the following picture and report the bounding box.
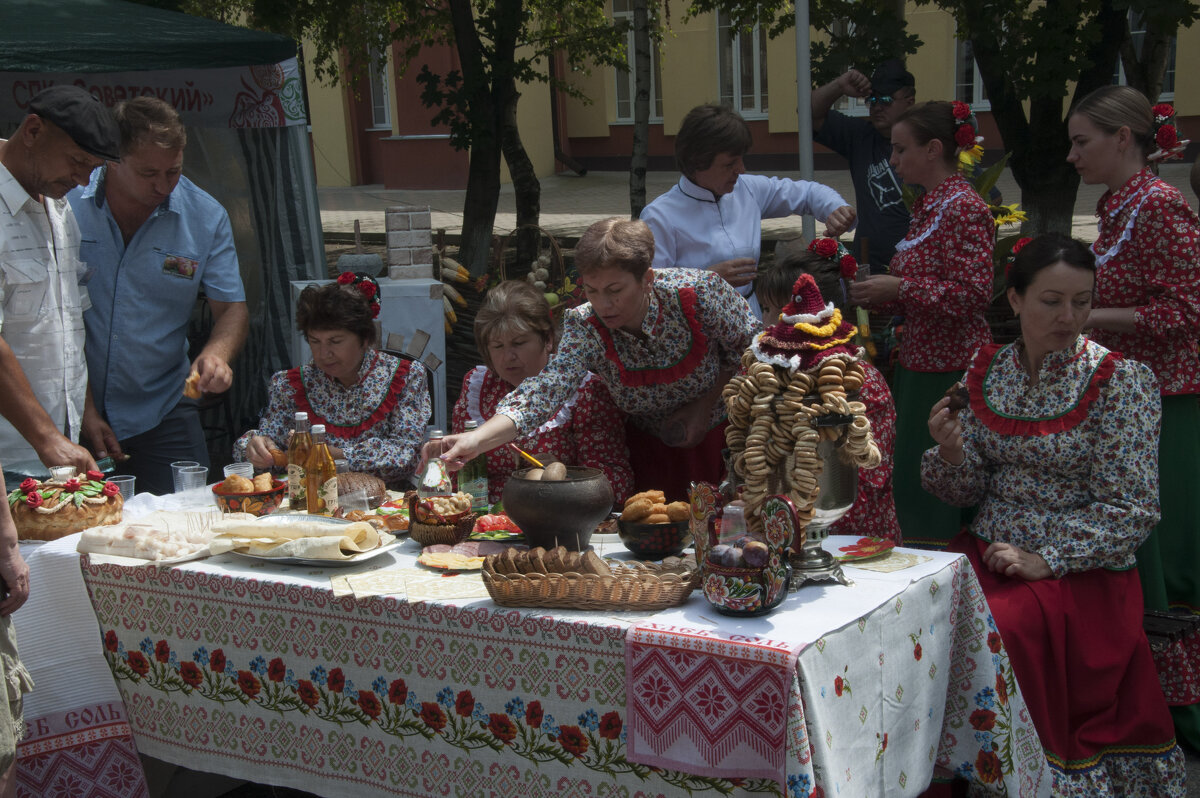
[337,271,382,318]
[807,237,859,281]
[1004,237,1033,282]
[950,102,983,154]
[1150,102,1188,162]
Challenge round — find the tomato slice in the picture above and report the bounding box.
[472,513,522,534]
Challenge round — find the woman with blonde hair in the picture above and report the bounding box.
[451,280,633,504]
[1068,84,1200,748]
[428,218,760,502]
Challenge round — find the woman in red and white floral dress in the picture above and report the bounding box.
[236,276,429,487]
[849,101,994,546]
[923,233,1185,795]
[429,218,761,502]
[1069,85,1200,748]
[451,281,633,505]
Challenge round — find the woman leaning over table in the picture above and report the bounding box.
[1067,86,1200,616]
[1068,85,1200,751]
[849,100,994,546]
[428,217,761,503]
[921,233,1184,795]
[451,280,634,505]
[235,274,430,488]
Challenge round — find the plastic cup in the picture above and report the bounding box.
[223,462,254,480]
[175,466,208,492]
[171,460,200,492]
[108,474,136,501]
[49,466,77,482]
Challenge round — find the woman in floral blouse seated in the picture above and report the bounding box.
[922,233,1184,795]
[849,100,994,546]
[756,242,900,542]
[429,217,761,501]
[236,274,429,487]
[451,280,633,505]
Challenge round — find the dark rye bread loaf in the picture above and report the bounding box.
[337,472,386,508]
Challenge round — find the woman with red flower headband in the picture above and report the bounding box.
[1069,84,1200,749]
[923,232,1185,794]
[235,276,429,487]
[848,100,994,546]
[755,241,900,541]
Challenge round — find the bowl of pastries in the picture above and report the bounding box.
[617,490,693,559]
[211,472,286,516]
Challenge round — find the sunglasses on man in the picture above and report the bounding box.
[867,95,893,107]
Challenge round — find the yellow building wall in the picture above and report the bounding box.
[905,7,957,102]
[658,13,721,135]
[304,40,355,188]
[565,64,611,139]
[766,25,798,133]
[1175,25,1200,116]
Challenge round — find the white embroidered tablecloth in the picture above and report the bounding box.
[13,537,148,798]
[625,545,1052,797]
[72,533,1049,797]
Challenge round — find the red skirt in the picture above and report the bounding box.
[950,533,1177,773]
[625,419,727,503]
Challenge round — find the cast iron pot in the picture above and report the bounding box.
[502,467,613,551]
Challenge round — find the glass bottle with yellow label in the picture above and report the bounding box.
[287,411,312,509]
[305,424,338,515]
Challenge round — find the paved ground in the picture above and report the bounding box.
[318,162,1198,245]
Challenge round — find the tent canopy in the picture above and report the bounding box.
[0,0,295,73]
[0,0,323,465]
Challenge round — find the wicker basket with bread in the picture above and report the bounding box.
[481,545,699,610]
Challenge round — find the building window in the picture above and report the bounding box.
[1115,10,1176,99]
[955,38,988,108]
[717,11,768,118]
[613,0,663,123]
[367,46,391,130]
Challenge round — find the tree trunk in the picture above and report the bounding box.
[500,81,543,271]
[460,139,503,278]
[493,0,541,271]
[1120,20,1174,102]
[970,0,1126,236]
[447,0,501,277]
[629,0,651,218]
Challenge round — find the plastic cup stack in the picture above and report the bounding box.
[223,463,253,480]
[175,466,208,492]
[171,461,200,493]
[108,475,136,501]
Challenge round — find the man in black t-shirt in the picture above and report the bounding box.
[812,60,915,274]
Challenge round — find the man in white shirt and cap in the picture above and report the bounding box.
[0,85,121,473]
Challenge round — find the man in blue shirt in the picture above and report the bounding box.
[71,97,248,495]
[811,59,916,274]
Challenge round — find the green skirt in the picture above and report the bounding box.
[892,365,966,548]
[1153,394,1200,612]
[1155,395,1200,751]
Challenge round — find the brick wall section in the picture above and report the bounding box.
[386,205,434,280]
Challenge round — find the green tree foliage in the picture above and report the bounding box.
[160,0,627,276]
[682,0,921,85]
[915,0,1196,233]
